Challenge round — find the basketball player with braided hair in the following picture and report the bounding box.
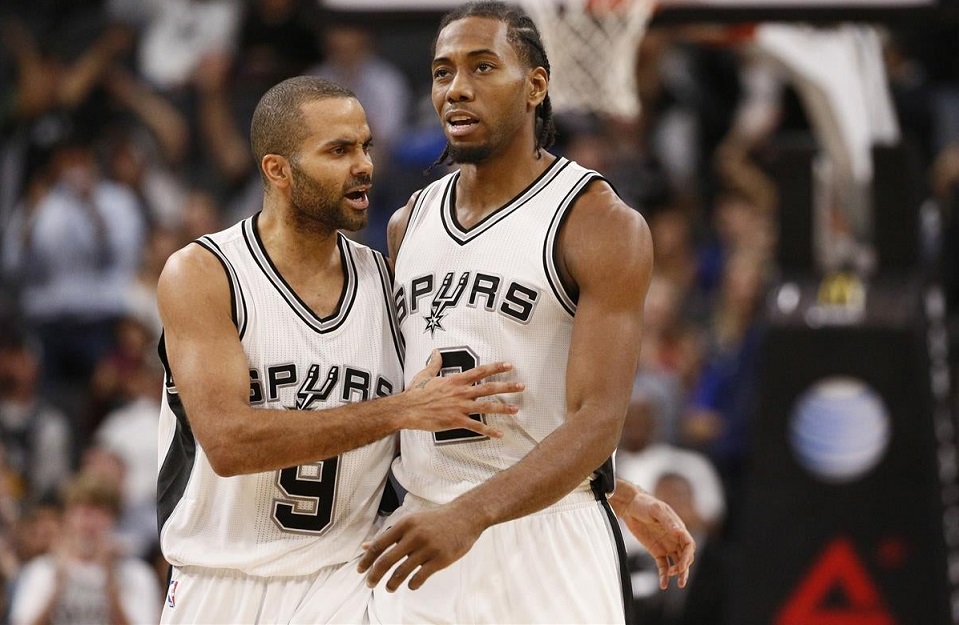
[359,2,695,623]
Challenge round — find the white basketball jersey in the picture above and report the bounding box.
[157,214,403,577]
[392,157,611,505]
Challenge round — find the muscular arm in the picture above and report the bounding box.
[158,243,521,477]
[359,181,655,589]
[454,180,652,524]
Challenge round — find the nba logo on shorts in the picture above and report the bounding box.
[166,580,178,608]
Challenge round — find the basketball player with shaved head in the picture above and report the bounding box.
[359,2,696,623]
[155,75,523,624]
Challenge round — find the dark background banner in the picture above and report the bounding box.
[735,274,956,624]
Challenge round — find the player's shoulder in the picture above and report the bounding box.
[156,244,220,308]
[387,186,430,260]
[555,163,652,277]
[556,157,637,217]
[388,191,419,234]
[569,175,649,238]
[158,221,244,298]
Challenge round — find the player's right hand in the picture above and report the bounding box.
[400,350,523,438]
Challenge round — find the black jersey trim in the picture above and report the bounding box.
[440,157,572,245]
[242,215,357,334]
[194,238,248,339]
[592,476,636,625]
[157,334,199,534]
[542,172,605,317]
[406,184,437,238]
[593,456,616,497]
[373,250,405,365]
[395,181,443,266]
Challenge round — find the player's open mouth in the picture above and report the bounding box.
[344,189,369,209]
[446,113,479,137]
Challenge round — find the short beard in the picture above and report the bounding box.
[289,161,368,233]
[447,143,493,165]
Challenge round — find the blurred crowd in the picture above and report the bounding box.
[0,0,957,622]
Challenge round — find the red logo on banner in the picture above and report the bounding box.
[777,537,896,625]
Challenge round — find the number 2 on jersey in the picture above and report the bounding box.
[434,346,488,444]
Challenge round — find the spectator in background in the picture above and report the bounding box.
[232,0,323,119]
[0,134,146,443]
[0,18,55,135]
[178,188,225,244]
[4,495,62,617]
[0,328,72,505]
[881,30,935,165]
[309,21,410,163]
[683,249,768,535]
[616,382,724,528]
[617,382,674,463]
[93,355,163,559]
[10,497,61,571]
[9,474,160,625]
[640,274,706,396]
[136,0,241,96]
[101,122,186,231]
[633,26,703,199]
[216,0,325,218]
[631,470,729,625]
[86,315,154,438]
[0,436,25,619]
[0,6,191,252]
[0,12,134,234]
[125,226,180,340]
[135,0,250,199]
[616,379,728,625]
[710,141,777,257]
[308,19,412,251]
[648,205,713,324]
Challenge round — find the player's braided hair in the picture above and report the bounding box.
[429,1,557,170]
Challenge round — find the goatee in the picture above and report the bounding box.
[447,144,493,164]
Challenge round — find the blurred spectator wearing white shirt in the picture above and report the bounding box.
[1,135,146,442]
[93,354,163,559]
[9,474,161,625]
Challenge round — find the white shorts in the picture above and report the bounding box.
[160,558,371,624]
[368,491,627,624]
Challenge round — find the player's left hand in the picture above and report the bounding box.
[611,480,696,589]
[357,505,482,591]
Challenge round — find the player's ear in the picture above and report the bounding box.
[527,67,548,110]
[262,154,291,190]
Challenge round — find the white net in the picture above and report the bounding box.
[519,0,656,120]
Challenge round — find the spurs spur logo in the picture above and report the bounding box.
[395,271,540,335]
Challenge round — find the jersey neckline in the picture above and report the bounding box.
[242,213,358,334]
[440,156,571,245]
